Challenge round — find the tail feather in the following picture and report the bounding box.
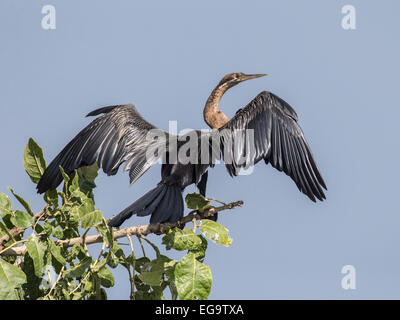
[149,186,176,224]
[136,186,167,217]
[167,187,184,223]
[108,183,183,228]
[107,185,163,227]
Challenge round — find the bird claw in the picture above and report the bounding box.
[192,218,197,233]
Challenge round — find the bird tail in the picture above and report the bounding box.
[108,183,184,228]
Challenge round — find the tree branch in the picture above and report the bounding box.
[0,200,243,257]
[0,205,48,252]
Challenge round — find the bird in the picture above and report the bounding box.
[36,72,327,227]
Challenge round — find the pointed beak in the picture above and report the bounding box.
[240,73,267,82]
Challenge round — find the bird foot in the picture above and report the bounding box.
[192,218,197,233]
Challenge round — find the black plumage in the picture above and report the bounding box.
[37,104,170,193]
[219,91,326,202]
[37,73,327,227]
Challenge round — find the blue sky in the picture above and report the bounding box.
[1,0,399,299]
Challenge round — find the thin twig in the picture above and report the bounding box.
[44,266,65,300]
[127,233,134,256]
[139,235,160,258]
[126,232,136,300]
[0,239,29,255]
[137,236,146,258]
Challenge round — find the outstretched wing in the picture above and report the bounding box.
[37,104,169,193]
[219,91,327,202]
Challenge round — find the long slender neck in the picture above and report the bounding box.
[203,84,230,129]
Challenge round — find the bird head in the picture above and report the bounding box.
[217,72,267,89]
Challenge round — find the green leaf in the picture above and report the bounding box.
[138,271,162,287]
[70,190,88,203]
[97,266,114,288]
[162,228,203,251]
[200,220,232,247]
[78,162,98,196]
[43,221,53,234]
[169,281,178,300]
[137,256,170,287]
[96,223,113,247]
[67,243,86,261]
[72,291,84,300]
[138,265,163,287]
[68,171,80,194]
[84,278,93,292]
[62,288,71,300]
[21,254,42,299]
[67,207,80,229]
[65,256,92,279]
[174,253,212,300]
[10,210,34,229]
[91,257,108,273]
[51,227,64,240]
[0,192,12,218]
[0,222,13,241]
[164,260,178,300]
[185,193,211,212]
[47,239,66,266]
[107,242,125,268]
[78,162,98,183]
[26,235,46,277]
[80,209,103,229]
[164,260,177,281]
[133,257,151,273]
[59,166,70,184]
[77,198,102,229]
[44,189,58,207]
[23,138,46,184]
[7,187,33,216]
[189,234,208,261]
[0,259,27,300]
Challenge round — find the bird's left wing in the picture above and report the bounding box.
[218,91,327,202]
[37,104,171,193]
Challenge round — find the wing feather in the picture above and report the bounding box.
[37,104,170,193]
[219,91,326,202]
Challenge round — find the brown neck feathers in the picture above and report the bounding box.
[203,84,229,129]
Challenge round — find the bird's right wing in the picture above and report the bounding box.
[218,91,327,202]
[37,104,171,193]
